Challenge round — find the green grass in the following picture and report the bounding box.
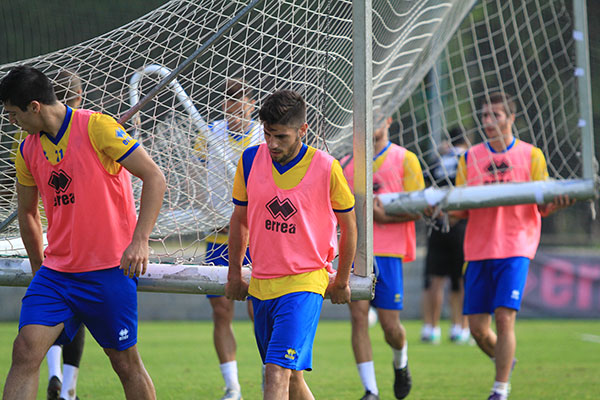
[0,319,598,399]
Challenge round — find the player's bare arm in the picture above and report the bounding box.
[538,194,576,217]
[225,204,250,301]
[373,196,421,224]
[328,209,357,304]
[16,183,44,275]
[118,146,166,278]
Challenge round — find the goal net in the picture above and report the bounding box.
[0,0,595,282]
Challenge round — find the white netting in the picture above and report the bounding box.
[0,0,588,264]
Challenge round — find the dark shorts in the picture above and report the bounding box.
[19,266,138,350]
[424,219,466,291]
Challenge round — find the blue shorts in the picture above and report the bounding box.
[371,256,404,310]
[19,266,138,350]
[463,257,530,314]
[251,292,323,371]
[206,241,251,299]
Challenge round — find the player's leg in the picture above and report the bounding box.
[371,256,410,399]
[289,370,315,400]
[467,313,495,357]
[493,307,517,382]
[349,299,378,397]
[488,257,528,399]
[61,325,85,400]
[464,260,496,356]
[80,267,155,398]
[264,363,291,399]
[5,266,80,400]
[104,345,154,399]
[209,296,242,397]
[4,324,65,399]
[46,345,63,399]
[428,275,445,343]
[206,240,243,399]
[252,292,322,400]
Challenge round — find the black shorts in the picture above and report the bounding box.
[424,219,466,291]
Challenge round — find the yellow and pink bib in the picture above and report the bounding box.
[22,109,137,272]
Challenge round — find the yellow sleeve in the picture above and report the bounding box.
[455,154,467,186]
[232,155,248,205]
[88,113,139,168]
[530,147,549,181]
[402,151,425,192]
[330,159,355,211]
[15,143,36,186]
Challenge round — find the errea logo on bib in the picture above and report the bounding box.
[265,196,297,234]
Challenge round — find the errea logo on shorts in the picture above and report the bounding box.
[119,328,129,341]
[284,348,297,360]
[511,290,520,300]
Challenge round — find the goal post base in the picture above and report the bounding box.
[0,260,375,301]
[380,179,598,215]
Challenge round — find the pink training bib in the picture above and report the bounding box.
[343,143,416,261]
[246,144,338,279]
[463,141,542,260]
[22,109,137,272]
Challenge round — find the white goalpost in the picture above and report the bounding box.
[0,0,596,296]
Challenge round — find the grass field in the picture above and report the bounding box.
[0,319,598,399]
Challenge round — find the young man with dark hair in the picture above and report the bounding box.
[1,65,165,400]
[226,89,357,399]
[342,116,424,400]
[453,92,573,400]
[195,77,263,400]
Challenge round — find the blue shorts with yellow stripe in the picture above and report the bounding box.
[463,256,530,314]
[371,256,404,310]
[251,291,323,371]
[19,266,138,350]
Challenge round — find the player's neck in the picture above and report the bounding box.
[40,103,68,138]
[488,133,514,152]
[374,137,388,155]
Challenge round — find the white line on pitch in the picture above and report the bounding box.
[580,334,600,344]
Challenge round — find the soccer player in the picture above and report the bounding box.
[225,89,357,400]
[44,69,87,400]
[342,116,425,400]
[0,65,165,399]
[196,78,262,400]
[421,126,470,345]
[453,92,574,400]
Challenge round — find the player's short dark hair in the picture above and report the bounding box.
[0,65,57,111]
[259,89,306,128]
[225,77,253,101]
[448,126,466,146]
[482,91,516,116]
[54,69,82,105]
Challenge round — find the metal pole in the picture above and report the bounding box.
[352,0,373,278]
[573,0,596,180]
[118,0,264,125]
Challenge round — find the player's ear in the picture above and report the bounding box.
[28,101,41,113]
[298,123,308,138]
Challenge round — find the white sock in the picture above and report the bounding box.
[432,326,441,337]
[60,364,79,400]
[46,345,63,381]
[492,381,509,396]
[356,361,378,395]
[220,361,241,391]
[451,324,462,337]
[393,343,408,369]
[421,324,432,337]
